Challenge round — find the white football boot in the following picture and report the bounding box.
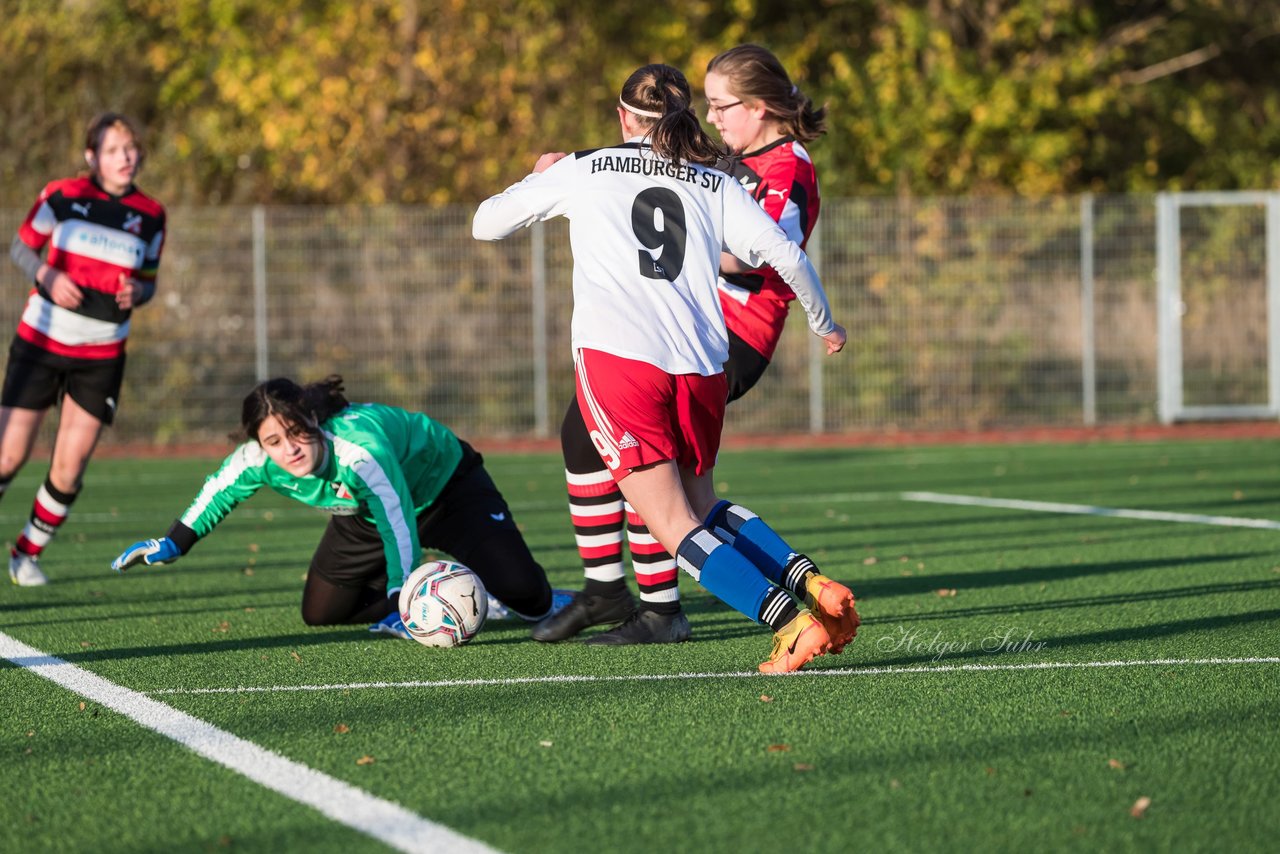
[9,553,49,586]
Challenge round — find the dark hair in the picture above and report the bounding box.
[620,64,726,167]
[84,112,147,168]
[706,45,827,143]
[236,374,349,443]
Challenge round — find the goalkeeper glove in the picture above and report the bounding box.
[112,537,181,572]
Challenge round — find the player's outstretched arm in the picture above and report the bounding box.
[111,537,181,572]
[472,152,571,241]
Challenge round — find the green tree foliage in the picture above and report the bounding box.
[1,0,1277,206]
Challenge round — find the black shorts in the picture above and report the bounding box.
[0,336,126,424]
[724,329,771,404]
[307,442,552,615]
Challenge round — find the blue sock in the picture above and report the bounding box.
[703,501,800,586]
[675,526,773,621]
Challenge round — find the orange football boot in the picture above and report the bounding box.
[803,574,860,654]
[759,611,831,673]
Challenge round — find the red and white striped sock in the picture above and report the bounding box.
[626,503,679,609]
[13,477,78,562]
[565,468,625,585]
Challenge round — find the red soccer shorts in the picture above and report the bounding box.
[574,348,728,482]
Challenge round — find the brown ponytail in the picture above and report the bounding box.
[620,64,726,167]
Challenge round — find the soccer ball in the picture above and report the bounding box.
[398,560,488,647]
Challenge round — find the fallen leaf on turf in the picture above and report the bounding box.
[249,543,260,553]
[890,779,901,789]
[759,695,773,702]
[1108,759,1126,770]
[334,724,350,734]
[794,763,813,772]
[935,588,958,597]
[1130,796,1151,818]
[242,567,254,576]
[213,621,230,633]
[79,641,94,648]
[767,744,790,752]
[985,767,996,776]
[863,556,878,565]
[289,651,302,663]
[26,731,34,738]
[356,755,375,765]
[243,607,255,613]
[78,702,85,711]
[539,740,553,748]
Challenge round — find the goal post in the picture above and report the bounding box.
[1156,191,1280,424]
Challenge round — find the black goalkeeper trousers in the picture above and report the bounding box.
[299,443,553,626]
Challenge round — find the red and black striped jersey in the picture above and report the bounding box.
[717,136,821,360]
[15,176,166,359]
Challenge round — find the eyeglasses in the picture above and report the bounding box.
[703,99,743,119]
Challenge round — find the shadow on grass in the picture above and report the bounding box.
[833,606,1280,670]
[849,551,1267,600]
[1,628,365,667]
[869,578,1280,624]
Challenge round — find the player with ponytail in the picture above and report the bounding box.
[474,63,857,672]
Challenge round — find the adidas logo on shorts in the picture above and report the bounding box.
[618,432,640,450]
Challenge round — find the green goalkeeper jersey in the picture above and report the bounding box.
[177,403,464,585]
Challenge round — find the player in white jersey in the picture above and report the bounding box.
[547,44,836,645]
[474,63,859,673]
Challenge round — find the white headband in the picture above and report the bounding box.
[619,97,663,119]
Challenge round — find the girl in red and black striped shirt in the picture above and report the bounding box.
[4,112,166,586]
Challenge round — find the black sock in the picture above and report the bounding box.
[782,553,820,595]
[584,577,628,598]
[757,587,800,632]
[640,599,680,617]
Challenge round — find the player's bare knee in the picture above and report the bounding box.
[0,456,24,481]
[47,468,84,496]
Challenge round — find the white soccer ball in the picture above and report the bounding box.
[398,560,488,647]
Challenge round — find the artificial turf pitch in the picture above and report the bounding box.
[3,439,1278,852]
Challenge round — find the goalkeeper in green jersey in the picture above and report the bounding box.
[111,375,567,637]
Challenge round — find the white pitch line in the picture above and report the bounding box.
[901,491,1280,530]
[147,656,1280,695]
[0,631,497,854]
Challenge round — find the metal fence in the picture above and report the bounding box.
[1,192,1273,445]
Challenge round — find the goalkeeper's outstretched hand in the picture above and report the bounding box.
[111,537,181,572]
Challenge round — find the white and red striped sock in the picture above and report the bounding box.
[13,478,78,561]
[565,468,625,585]
[626,503,679,609]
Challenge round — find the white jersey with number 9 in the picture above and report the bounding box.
[473,139,834,377]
